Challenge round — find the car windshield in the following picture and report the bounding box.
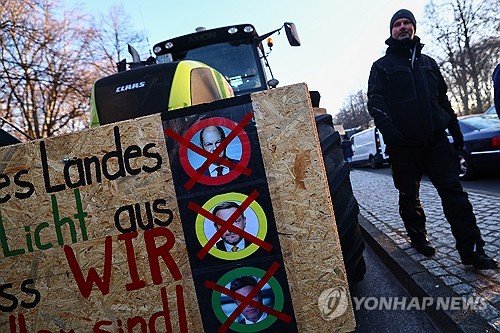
[169,42,262,94]
[484,106,495,115]
[460,116,500,130]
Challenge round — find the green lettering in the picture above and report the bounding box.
[34,222,52,250]
[0,210,25,257]
[51,194,77,245]
[73,189,88,241]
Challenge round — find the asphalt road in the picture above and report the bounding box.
[353,165,500,196]
[350,244,439,332]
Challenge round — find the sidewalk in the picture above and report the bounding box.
[349,169,499,332]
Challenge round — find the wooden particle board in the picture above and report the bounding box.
[0,83,354,332]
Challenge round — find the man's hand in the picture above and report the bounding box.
[448,121,464,150]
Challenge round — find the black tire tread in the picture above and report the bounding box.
[315,114,366,284]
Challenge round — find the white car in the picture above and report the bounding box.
[350,127,388,168]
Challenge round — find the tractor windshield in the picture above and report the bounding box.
[159,42,263,95]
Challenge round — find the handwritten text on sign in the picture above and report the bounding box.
[0,125,189,332]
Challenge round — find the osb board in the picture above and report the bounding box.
[0,117,202,332]
[252,83,355,331]
[0,83,354,332]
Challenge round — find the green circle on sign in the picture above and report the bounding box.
[195,192,268,260]
[211,267,285,332]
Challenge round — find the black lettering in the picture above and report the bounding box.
[20,279,40,309]
[0,174,11,204]
[83,156,102,185]
[0,283,18,312]
[114,205,137,234]
[142,143,162,173]
[13,170,35,200]
[136,202,154,231]
[40,141,65,193]
[63,159,86,189]
[102,127,126,180]
[124,145,142,175]
[153,199,173,227]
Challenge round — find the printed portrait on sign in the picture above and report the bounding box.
[195,192,267,260]
[222,276,274,325]
[189,125,242,178]
[210,266,290,332]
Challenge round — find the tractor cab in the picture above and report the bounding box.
[152,23,300,95]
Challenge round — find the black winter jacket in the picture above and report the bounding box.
[367,36,461,145]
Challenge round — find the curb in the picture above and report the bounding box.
[357,213,495,333]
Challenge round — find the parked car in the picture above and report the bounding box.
[452,114,500,179]
[350,127,388,168]
[484,105,498,117]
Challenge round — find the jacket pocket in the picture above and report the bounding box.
[387,67,416,104]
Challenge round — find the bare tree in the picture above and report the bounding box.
[334,90,373,130]
[424,0,500,115]
[0,0,100,139]
[91,3,147,75]
[0,1,147,140]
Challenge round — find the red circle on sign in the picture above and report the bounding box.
[179,117,251,186]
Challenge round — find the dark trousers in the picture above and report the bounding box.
[388,138,484,256]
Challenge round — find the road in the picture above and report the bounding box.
[351,244,440,332]
[353,165,500,196]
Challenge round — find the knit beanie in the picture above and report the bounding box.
[390,9,416,33]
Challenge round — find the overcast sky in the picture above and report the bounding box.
[70,0,431,115]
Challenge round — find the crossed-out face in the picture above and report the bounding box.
[391,18,415,41]
[200,126,225,161]
[233,285,263,323]
[215,207,246,245]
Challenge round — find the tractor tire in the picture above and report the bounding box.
[315,114,366,284]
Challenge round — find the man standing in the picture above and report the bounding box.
[213,201,250,252]
[341,134,354,164]
[367,9,497,269]
[197,125,239,177]
[230,276,267,324]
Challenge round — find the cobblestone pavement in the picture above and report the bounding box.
[350,169,500,331]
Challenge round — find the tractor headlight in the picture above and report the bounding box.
[228,27,238,34]
[243,25,254,33]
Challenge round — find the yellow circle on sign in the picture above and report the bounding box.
[195,192,268,260]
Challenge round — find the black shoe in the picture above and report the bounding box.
[461,252,498,270]
[410,236,436,256]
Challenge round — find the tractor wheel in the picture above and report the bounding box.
[315,114,366,285]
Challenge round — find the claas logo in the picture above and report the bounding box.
[115,81,146,93]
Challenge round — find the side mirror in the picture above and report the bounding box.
[267,78,279,88]
[284,22,301,47]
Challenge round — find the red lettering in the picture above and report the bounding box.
[176,285,188,333]
[144,228,181,284]
[9,314,16,333]
[127,316,147,332]
[148,287,172,333]
[18,313,27,333]
[93,320,112,332]
[117,232,146,291]
[64,236,112,298]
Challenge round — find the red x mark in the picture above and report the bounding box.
[165,113,253,190]
[205,261,292,333]
[188,190,272,260]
